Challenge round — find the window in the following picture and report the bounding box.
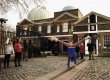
[38,25,42,32]
[90,14,96,23]
[104,35,110,48]
[57,25,60,32]
[62,23,68,32]
[90,25,96,31]
[47,25,51,33]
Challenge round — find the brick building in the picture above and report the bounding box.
[16,6,110,56]
[16,6,83,53]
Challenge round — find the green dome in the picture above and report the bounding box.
[27,6,53,20]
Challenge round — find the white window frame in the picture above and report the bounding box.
[57,25,60,32]
[38,25,42,32]
[71,26,74,31]
[62,23,68,32]
[47,25,51,33]
[104,35,110,48]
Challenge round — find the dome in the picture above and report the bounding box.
[27,6,53,20]
[62,6,75,11]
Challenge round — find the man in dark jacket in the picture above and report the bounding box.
[87,40,95,60]
[75,46,80,58]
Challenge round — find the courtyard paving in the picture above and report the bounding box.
[1,56,110,80]
[73,57,110,80]
[0,56,83,80]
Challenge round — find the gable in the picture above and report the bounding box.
[57,14,77,21]
[54,12,78,21]
[18,19,33,26]
[74,11,110,25]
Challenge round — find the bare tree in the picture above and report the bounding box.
[0,0,45,18]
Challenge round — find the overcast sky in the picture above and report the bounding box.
[1,0,110,29]
[46,0,110,16]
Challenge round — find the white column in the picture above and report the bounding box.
[85,16,90,55]
[96,39,99,55]
[96,15,98,31]
[96,15,98,55]
[88,16,90,31]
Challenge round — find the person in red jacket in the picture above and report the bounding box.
[14,39,23,67]
[79,43,85,59]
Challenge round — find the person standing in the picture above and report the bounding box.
[28,40,33,58]
[22,40,28,61]
[52,44,59,56]
[50,36,91,68]
[4,40,14,68]
[14,39,23,67]
[79,43,85,59]
[75,46,80,58]
[87,40,95,60]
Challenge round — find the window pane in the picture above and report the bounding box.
[62,23,68,32]
[38,25,42,31]
[57,25,60,32]
[104,35,110,47]
[47,25,51,33]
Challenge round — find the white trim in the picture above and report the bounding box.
[88,16,90,31]
[73,30,110,34]
[96,39,98,55]
[43,35,73,38]
[96,15,98,23]
[20,35,73,38]
[73,31,97,34]
[98,30,110,33]
[96,15,98,31]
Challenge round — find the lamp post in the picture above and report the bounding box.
[0,18,8,55]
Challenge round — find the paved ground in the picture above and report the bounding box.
[1,56,110,80]
[73,57,110,80]
[0,56,83,80]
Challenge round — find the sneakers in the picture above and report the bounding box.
[74,65,77,68]
[18,65,22,66]
[15,65,22,67]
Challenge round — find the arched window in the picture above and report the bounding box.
[62,23,68,32]
[90,14,96,23]
[38,25,42,32]
[47,25,51,33]
[57,25,60,32]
